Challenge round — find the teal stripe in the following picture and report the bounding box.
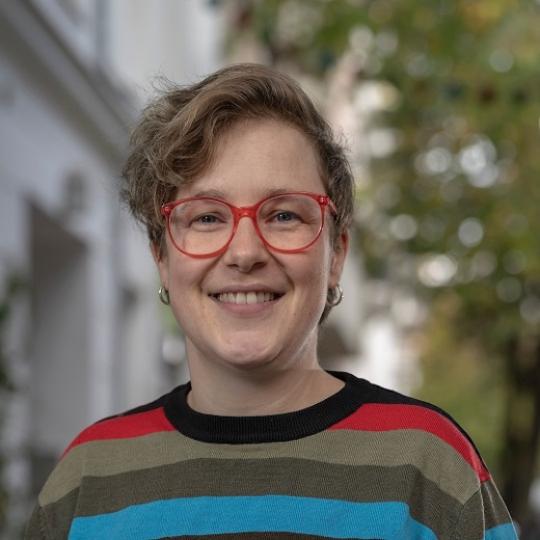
[484,523,518,540]
[68,495,437,540]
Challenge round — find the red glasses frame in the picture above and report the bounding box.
[161,191,337,258]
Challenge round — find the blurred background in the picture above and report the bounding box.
[0,0,539,538]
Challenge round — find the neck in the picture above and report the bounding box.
[184,342,344,416]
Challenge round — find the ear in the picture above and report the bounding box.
[151,242,169,290]
[329,230,349,287]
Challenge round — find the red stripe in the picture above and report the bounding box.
[329,403,490,482]
[63,407,176,456]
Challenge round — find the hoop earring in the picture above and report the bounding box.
[327,284,343,307]
[158,286,170,305]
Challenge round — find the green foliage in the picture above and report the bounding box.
[232,0,540,522]
[412,291,507,477]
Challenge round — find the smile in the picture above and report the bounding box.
[210,291,282,304]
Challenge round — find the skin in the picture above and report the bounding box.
[154,119,349,416]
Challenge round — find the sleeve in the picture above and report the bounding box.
[24,494,77,540]
[24,506,50,540]
[24,439,85,539]
[453,479,518,540]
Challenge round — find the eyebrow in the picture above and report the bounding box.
[191,189,227,198]
[191,187,291,199]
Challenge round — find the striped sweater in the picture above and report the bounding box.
[26,372,517,539]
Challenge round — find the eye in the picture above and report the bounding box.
[188,213,228,229]
[272,211,301,223]
[195,214,220,224]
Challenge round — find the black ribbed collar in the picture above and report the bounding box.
[163,371,372,444]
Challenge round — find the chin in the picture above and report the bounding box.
[215,336,282,371]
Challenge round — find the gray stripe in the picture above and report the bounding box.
[40,429,480,506]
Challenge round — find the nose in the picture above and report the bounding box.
[221,215,269,272]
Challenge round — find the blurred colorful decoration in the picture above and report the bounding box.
[226,0,540,532]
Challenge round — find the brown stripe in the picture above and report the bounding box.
[35,488,78,540]
[40,429,479,506]
[453,483,515,537]
[481,480,515,531]
[46,459,462,539]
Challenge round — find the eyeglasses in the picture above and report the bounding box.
[161,191,336,258]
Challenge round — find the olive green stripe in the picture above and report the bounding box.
[54,459,461,539]
[451,483,515,536]
[34,488,78,540]
[40,429,479,507]
[481,480,514,530]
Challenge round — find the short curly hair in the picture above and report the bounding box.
[121,63,354,253]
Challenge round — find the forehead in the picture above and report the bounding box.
[178,119,326,201]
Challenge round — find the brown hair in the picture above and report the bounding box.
[121,63,354,246]
[121,63,354,320]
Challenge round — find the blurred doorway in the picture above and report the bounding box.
[28,204,89,496]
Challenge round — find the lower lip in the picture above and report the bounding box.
[209,295,282,316]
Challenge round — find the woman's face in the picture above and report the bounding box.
[155,119,348,374]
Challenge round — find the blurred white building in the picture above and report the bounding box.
[0,0,224,536]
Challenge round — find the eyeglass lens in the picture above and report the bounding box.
[168,194,323,255]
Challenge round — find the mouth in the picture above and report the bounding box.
[209,291,284,305]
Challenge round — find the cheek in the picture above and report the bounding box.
[166,261,209,332]
[291,246,333,297]
[164,255,209,298]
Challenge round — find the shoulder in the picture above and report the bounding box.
[61,387,181,457]
[37,386,182,504]
[331,373,490,484]
[32,387,184,537]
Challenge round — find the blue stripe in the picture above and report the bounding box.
[68,495,437,540]
[484,523,518,540]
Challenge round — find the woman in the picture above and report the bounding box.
[26,64,517,539]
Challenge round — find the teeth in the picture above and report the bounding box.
[215,292,278,304]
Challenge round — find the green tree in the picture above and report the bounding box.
[228,0,540,528]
